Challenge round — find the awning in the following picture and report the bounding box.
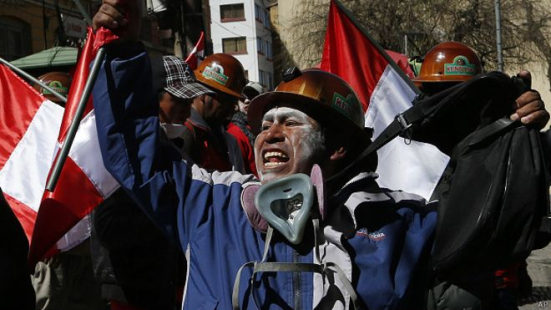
[10,47,78,69]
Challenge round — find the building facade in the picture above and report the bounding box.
[208,0,275,90]
[0,0,95,62]
[0,0,173,75]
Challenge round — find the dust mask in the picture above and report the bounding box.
[160,123,186,139]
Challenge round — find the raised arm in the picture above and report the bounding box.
[92,0,186,246]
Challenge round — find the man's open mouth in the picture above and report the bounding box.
[263,151,290,167]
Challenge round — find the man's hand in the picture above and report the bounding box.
[92,0,141,42]
[510,70,549,129]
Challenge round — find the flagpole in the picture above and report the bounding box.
[0,57,68,104]
[333,0,420,94]
[45,47,106,192]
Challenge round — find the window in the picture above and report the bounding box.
[0,17,31,61]
[254,3,271,29]
[267,72,274,90]
[258,70,266,86]
[257,37,264,54]
[223,37,247,54]
[255,3,262,21]
[263,10,271,29]
[258,70,273,89]
[220,3,245,22]
[265,41,272,59]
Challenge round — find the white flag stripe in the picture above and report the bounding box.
[0,100,63,211]
[366,65,450,201]
[375,140,449,200]
[366,65,417,136]
[57,111,118,252]
[56,214,92,251]
[69,111,119,198]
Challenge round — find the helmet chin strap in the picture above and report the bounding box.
[233,165,365,309]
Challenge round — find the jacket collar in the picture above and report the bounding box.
[187,108,211,131]
[327,171,427,235]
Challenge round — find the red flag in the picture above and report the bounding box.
[28,27,121,266]
[0,64,60,243]
[386,50,416,79]
[320,0,449,200]
[186,31,205,70]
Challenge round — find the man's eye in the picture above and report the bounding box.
[285,120,299,126]
[261,123,272,131]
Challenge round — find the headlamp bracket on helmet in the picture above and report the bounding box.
[282,67,302,82]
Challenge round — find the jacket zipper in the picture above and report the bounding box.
[293,249,301,309]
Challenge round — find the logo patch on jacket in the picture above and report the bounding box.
[356,228,386,241]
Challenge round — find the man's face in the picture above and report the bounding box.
[238,99,251,114]
[159,92,192,123]
[204,90,238,122]
[254,107,325,184]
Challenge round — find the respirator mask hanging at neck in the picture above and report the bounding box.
[234,165,365,309]
[160,123,186,139]
[254,173,314,244]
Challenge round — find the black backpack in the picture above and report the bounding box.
[330,71,551,276]
[429,117,549,275]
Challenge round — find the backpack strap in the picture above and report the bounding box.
[367,105,427,153]
[328,104,426,185]
[464,118,520,147]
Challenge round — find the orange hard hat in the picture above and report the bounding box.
[248,68,368,142]
[34,72,71,104]
[195,53,247,100]
[413,41,483,84]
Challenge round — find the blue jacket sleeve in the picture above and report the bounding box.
[93,45,186,248]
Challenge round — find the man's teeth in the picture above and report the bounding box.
[263,151,289,167]
[265,162,286,167]
[264,152,289,160]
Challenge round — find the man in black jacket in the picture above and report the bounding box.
[413,41,548,310]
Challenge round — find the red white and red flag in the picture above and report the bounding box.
[27,27,121,266]
[186,31,205,70]
[0,27,120,266]
[320,0,448,200]
[0,63,62,243]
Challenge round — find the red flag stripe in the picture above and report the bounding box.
[29,156,104,264]
[0,65,45,169]
[58,28,97,142]
[3,194,37,242]
[321,2,389,112]
[186,31,205,70]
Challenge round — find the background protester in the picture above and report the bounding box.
[181,53,247,173]
[227,81,265,176]
[413,41,548,310]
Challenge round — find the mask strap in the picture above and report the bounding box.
[232,220,365,310]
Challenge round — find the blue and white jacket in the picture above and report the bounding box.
[92,46,437,310]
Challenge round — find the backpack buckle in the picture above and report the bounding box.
[397,113,413,130]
